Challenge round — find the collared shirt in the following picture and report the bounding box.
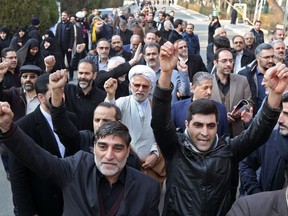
[215,73,230,95]
[24,90,39,115]
[234,51,243,73]
[97,167,126,213]
[98,57,109,71]
[40,105,66,158]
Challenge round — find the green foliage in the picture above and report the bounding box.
[0,0,58,34]
[60,0,124,14]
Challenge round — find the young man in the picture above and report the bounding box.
[151,41,288,216]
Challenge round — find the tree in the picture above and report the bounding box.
[0,0,58,34]
[266,0,284,24]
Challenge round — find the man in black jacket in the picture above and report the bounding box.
[151,41,288,216]
[9,73,78,216]
[56,11,75,81]
[0,107,160,216]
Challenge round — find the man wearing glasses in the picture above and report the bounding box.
[231,35,255,73]
[238,43,274,113]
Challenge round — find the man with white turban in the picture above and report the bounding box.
[104,65,166,186]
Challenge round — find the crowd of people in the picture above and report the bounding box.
[1,0,288,215]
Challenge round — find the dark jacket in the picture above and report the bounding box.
[56,21,75,50]
[64,82,106,131]
[206,42,214,73]
[183,32,200,55]
[184,54,207,81]
[239,127,288,195]
[231,48,255,70]
[0,82,27,121]
[227,188,288,216]
[2,125,160,216]
[26,25,42,43]
[151,84,280,216]
[9,106,78,216]
[168,30,182,44]
[50,102,141,170]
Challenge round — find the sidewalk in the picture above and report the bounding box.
[171,4,269,41]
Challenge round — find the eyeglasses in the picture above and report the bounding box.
[131,83,150,90]
[21,74,37,79]
[98,47,109,50]
[259,55,275,59]
[178,45,187,49]
[218,59,234,64]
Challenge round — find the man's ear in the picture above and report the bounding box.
[93,72,97,79]
[185,120,189,128]
[37,93,44,103]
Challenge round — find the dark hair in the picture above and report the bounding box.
[35,73,49,94]
[96,38,110,47]
[78,59,98,73]
[143,42,160,54]
[95,121,131,147]
[213,36,230,50]
[254,20,261,25]
[96,102,122,121]
[282,92,288,103]
[232,35,244,43]
[1,47,16,58]
[173,19,183,29]
[214,48,232,61]
[186,99,218,123]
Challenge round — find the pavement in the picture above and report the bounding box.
[164,4,270,41]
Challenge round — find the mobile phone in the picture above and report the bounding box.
[231,99,250,117]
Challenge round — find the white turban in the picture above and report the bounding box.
[128,65,156,91]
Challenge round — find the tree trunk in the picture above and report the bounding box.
[266,0,284,24]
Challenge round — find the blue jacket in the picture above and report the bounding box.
[239,127,288,195]
[183,32,200,55]
[171,98,229,137]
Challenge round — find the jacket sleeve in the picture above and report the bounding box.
[68,23,75,49]
[229,98,280,162]
[146,181,160,216]
[177,70,191,97]
[50,101,82,154]
[94,62,131,88]
[151,83,180,161]
[239,151,263,195]
[9,153,38,215]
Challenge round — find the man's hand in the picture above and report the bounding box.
[129,43,143,66]
[142,153,158,170]
[76,43,86,53]
[49,70,67,107]
[177,60,188,72]
[241,106,253,123]
[0,102,14,133]
[104,78,118,100]
[44,55,56,72]
[265,63,288,108]
[0,62,8,81]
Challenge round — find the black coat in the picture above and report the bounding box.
[185,54,207,81]
[9,106,78,216]
[56,21,75,50]
[2,124,160,216]
[151,84,280,216]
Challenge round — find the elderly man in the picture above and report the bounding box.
[151,41,288,216]
[172,72,228,137]
[104,65,166,185]
[0,112,160,215]
[272,39,288,66]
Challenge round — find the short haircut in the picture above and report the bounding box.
[213,36,230,49]
[96,38,110,47]
[107,56,125,71]
[143,42,160,54]
[96,102,122,121]
[214,48,232,61]
[94,121,131,147]
[186,99,218,122]
[271,39,285,47]
[192,72,213,86]
[254,20,261,25]
[78,59,98,73]
[187,23,194,28]
[35,73,49,95]
[232,35,244,43]
[173,19,183,29]
[174,38,186,45]
[244,32,254,39]
[254,43,273,57]
[1,47,16,58]
[282,92,288,103]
